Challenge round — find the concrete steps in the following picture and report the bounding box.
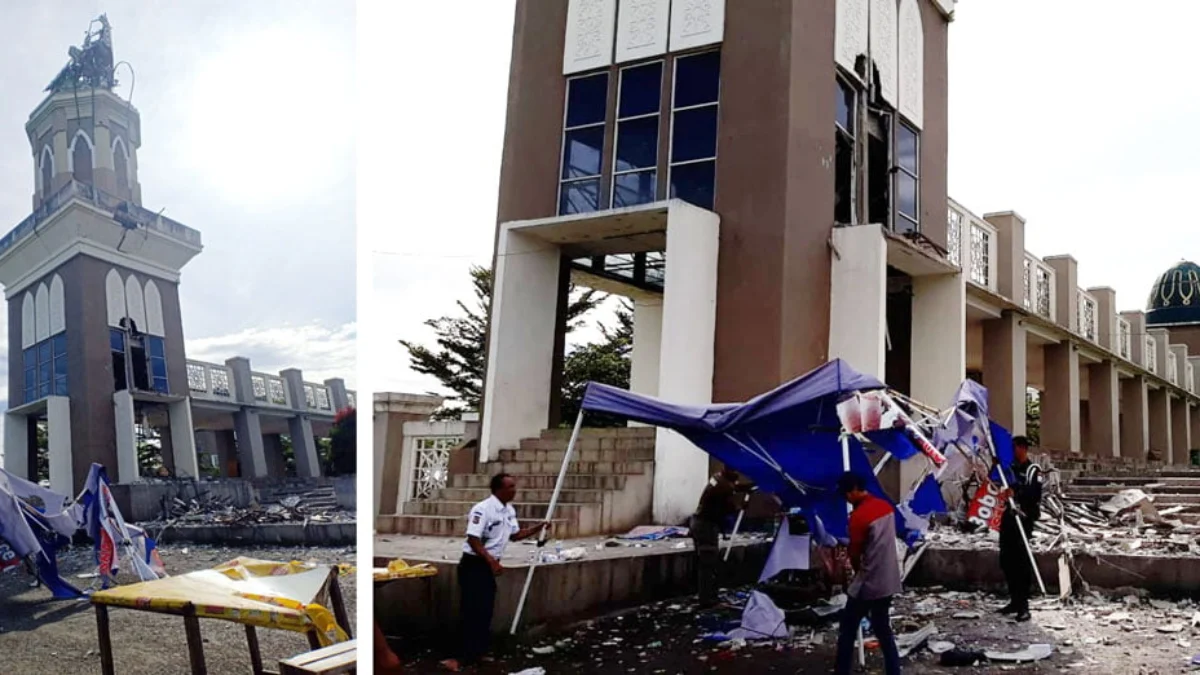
[378,427,656,538]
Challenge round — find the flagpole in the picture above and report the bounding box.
[979,424,1046,595]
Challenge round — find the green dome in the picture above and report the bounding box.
[1147,260,1200,326]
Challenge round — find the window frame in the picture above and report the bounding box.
[835,74,861,225]
[610,59,665,209]
[667,49,722,211]
[24,334,67,403]
[893,117,921,234]
[556,71,611,216]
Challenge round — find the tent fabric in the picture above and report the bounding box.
[758,517,811,583]
[80,464,164,585]
[581,360,918,539]
[91,558,350,646]
[0,470,81,598]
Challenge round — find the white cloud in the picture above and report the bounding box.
[186,322,356,389]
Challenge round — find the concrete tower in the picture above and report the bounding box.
[1,16,203,493]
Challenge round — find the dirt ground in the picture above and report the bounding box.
[395,586,1200,674]
[0,543,357,675]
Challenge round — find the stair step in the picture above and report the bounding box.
[450,474,629,491]
[402,500,600,521]
[379,514,575,538]
[500,446,654,464]
[435,487,607,504]
[539,427,656,441]
[487,460,651,476]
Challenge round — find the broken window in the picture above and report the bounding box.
[23,334,67,403]
[894,120,920,234]
[72,135,93,185]
[559,72,609,215]
[835,77,858,224]
[147,336,168,393]
[867,110,891,227]
[612,61,663,208]
[111,328,127,391]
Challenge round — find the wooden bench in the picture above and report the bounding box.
[279,639,357,674]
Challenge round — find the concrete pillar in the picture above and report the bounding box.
[911,273,966,408]
[982,211,1026,304]
[630,296,663,398]
[1172,395,1190,465]
[1173,345,1191,391]
[325,378,350,411]
[829,224,887,379]
[47,396,72,495]
[1121,376,1150,460]
[1088,287,1118,352]
[168,399,199,479]
[480,225,562,462]
[288,415,320,478]
[982,312,1027,435]
[1122,311,1150,370]
[113,390,138,482]
[652,202,720,526]
[263,434,287,477]
[1151,329,1172,383]
[1042,343,1081,453]
[4,413,29,479]
[226,357,256,404]
[1149,386,1172,463]
[1191,403,1200,466]
[1087,361,1120,457]
[233,409,267,478]
[373,393,444,517]
[1044,256,1079,333]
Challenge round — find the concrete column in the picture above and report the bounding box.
[1151,329,1172,383]
[373,393,444,517]
[1173,345,1191,391]
[1044,256,1079,333]
[1172,395,1190,465]
[47,396,72,495]
[263,434,287,478]
[226,357,256,404]
[1120,376,1150,460]
[829,224,887,379]
[325,377,350,411]
[1042,343,1081,453]
[4,413,29,479]
[1148,386,1173,463]
[983,211,1026,304]
[1087,361,1120,457]
[982,312,1027,435]
[233,409,267,478]
[1123,311,1150,370]
[911,273,966,408]
[113,390,138,482]
[288,415,320,478]
[481,225,561,462]
[630,296,664,398]
[653,202,720,525]
[1191,403,1200,466]
[1088,287,1118,352]
[168,399,199,479]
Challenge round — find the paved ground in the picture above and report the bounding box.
[393,586,1200,674]
[0,543,357,674]
[374,533,765,566]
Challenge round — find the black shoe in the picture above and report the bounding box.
[998,603,1018,615]
[1015,611,1031,622]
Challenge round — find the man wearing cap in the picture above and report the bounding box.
[997,435,1042,622]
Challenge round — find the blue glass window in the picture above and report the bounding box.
[894,121,920,233]
[611,62,663,208]
[669,51,720,210]
[147,336,169,394]
[110,328,125,353]
[25,333,68,402]
[559,73,610,216]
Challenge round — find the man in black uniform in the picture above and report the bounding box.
[998,435,1042,622]
[690,466,753,608]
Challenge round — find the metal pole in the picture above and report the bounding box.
[510,410,585,635]
[980,425,1047,595]
[840,433,865,667]
[723,492,751,562]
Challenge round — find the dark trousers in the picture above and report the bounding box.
[999,514,1035,612]
[690,515,721,606]
[836,595,900,675]
[456,554,496,664]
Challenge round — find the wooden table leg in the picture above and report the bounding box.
[95,604,115,675]
[245,624,264,675]
[183,608,208,675]
[306,630,322,650]
[329,576,353,639]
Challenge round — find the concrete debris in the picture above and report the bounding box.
[1155,623,1184,633]
[1099,489,1154,517]
[983,643,1053,663]
[895,623,937,658]
[509,669,546,675]
[148,492,353,529]
[928,640,955,654]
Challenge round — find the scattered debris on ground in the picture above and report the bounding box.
[146,492,355,533]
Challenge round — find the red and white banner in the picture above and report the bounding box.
[966,481,1006,532]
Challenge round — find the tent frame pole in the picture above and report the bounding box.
[510,409,585,635]
[723,492,752,562]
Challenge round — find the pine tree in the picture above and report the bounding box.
[400,265,605,418]
[559,299,634,427]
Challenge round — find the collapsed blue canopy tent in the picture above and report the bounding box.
[580,359,930,540]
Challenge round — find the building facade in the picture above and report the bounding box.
[1,18,355,493]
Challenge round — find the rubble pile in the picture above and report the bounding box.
[148,492,354,529]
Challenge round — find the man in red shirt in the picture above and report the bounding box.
[835,472,902,675]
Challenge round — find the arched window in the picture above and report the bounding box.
[39,146,54,197]
[70,131,94,185]
[112,137,130,194]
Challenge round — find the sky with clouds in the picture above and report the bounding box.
[0,0,357,412]
[372,0,1200,400]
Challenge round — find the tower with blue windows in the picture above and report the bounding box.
[0,16,202,493]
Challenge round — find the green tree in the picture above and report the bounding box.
[560,300,633,427]
[326,407,357,475]
[400,265,605,419]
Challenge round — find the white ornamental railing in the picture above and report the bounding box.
[186,360,236,402]
[947,207,963,268]
[968,219,997,291]
[1117,318,1131,361]
[1169,353,1180,385]
[1076,289,1098,343]
[409,435,462,500]
[302,381,334,412]
[249,371,291,408]
[1146,336,1158,374]
[1188,362,1195,394]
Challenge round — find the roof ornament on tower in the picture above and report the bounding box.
[45,14,116,94]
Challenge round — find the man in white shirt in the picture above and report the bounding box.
[440,473,548,671]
